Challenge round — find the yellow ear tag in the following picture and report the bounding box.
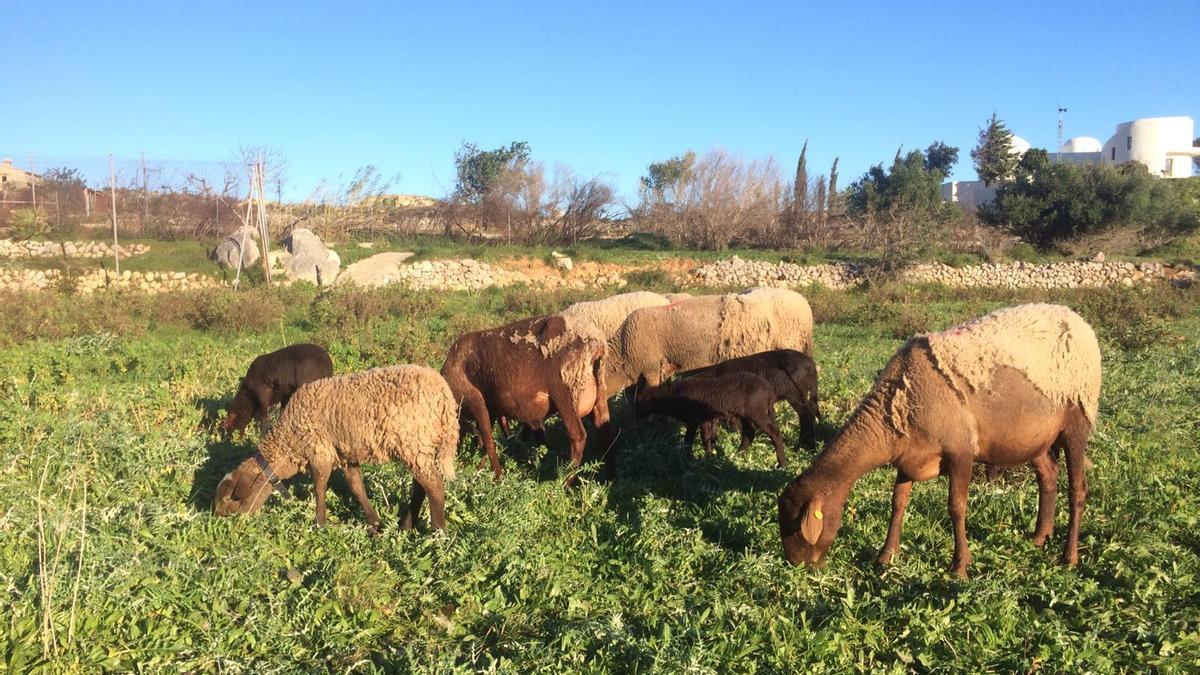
[814,510,823,520]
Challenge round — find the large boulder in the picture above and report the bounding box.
[336,251,416,287]
[210,227,261,269]
[279,227,340,286]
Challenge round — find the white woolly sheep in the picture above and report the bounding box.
[214,365,459,531]
[606,287,814,396]
[559,291,672,351]
[779,303,1101,577]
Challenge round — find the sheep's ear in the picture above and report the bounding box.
[801,498,825,546]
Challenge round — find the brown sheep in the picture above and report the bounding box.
[220,343,334,434]
[778,304,1101,577]
[441,314,615,486]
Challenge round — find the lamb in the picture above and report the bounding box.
[441,314,615,485]
[678,349,820,450]
[607,287,814,397]
[635,372,789,468]
[220,343,334,434]
[778,303,1101,577]
[213,365,458,531]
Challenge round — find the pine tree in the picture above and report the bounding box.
[971,113,1016,187]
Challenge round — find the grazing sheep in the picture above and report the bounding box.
[607,287,814,397]
[679,349,820,450]
[636,372,788,468]
[778,304,1101,577]
[441,314,614,485]
[220,343,334,434]
[213,365,458,531]
[559,291,672,350]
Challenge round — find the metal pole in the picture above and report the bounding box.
[28,153,37,216]
[109,154,120,275]
[1057,107,1067,163]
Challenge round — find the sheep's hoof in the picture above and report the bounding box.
[1059,552,1079,567]
[947,560,970,578]
[876,549,896,566]
[1031,533,1050,548]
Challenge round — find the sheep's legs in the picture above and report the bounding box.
[343,464,381,534]
[700,420,719,456]
[401,481,425,530]
[946,455,973,577]
[877,475,914,565]
[591,391,617,480]
[1029,450,1059,548]
[752,411,788,469]
[683,424,699,449]
[313,471,329,528]
[796,399,818,452]
[463,391,503,481]
[737,417,755,452]
[425,481,447,530]
[1060,414,1091,567]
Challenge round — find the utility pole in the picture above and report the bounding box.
[1057,106,1068,163]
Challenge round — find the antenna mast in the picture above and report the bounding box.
[1057,106,1068,162]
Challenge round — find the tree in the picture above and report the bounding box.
[979,151,1199,247]
[813,175,827,223]
[827,157,840,217]
[846,144,958,222]
[1194,137,1199,173]
[923,141,959,178]
[453,141,531,204]
[793,140,809,216]
[640,150,697,204]
[237,145,289,204]
[971,113,1016,187]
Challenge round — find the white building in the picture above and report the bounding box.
[944,115,1199,212]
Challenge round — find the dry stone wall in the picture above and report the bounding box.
[0,268,218,294]
[688,256,1192,290]
[0,239,149,259]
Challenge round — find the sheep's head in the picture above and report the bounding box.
[778,475,845,566]
[213,457,275,517]
[219,386,256,434]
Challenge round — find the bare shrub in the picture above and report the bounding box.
[634,148,786,249]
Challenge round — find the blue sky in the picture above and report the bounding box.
[3,0,1197,202]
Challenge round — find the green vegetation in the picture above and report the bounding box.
[3,280,1199,671]
[981,155,1200,248]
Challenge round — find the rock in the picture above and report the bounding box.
[287,248,341,287]
[554,256,574,273]
[284,228,325,257]
[211,230,261,269]
[1092,251,1106,263]
[336,251,415,288]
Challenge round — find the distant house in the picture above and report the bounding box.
[944,115,1200,213]
[0,158,38,190]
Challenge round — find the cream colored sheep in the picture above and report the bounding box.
[606,287,814,396]
[559,291,671,351]
[779,303,1101,577]
[214,365,459,531]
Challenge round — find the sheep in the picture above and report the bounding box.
[778,303,1101,577]
[607,287,814,397]
[678,349,820,451]
[635,372,788,467]
[559,291,672,351]
[220,343,334,434]
[441,313,615,485]
[213,365,458,531]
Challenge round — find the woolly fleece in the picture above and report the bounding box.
[256,364,459,484]
[609,287,813,392]
[559,291,671,350]
[919,303,1101,423]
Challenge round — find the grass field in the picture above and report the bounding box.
[2,280,1199,672]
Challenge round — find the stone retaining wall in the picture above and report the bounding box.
[0,239,149,259]
[0,268,219,294]
[688,256,1193,290]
